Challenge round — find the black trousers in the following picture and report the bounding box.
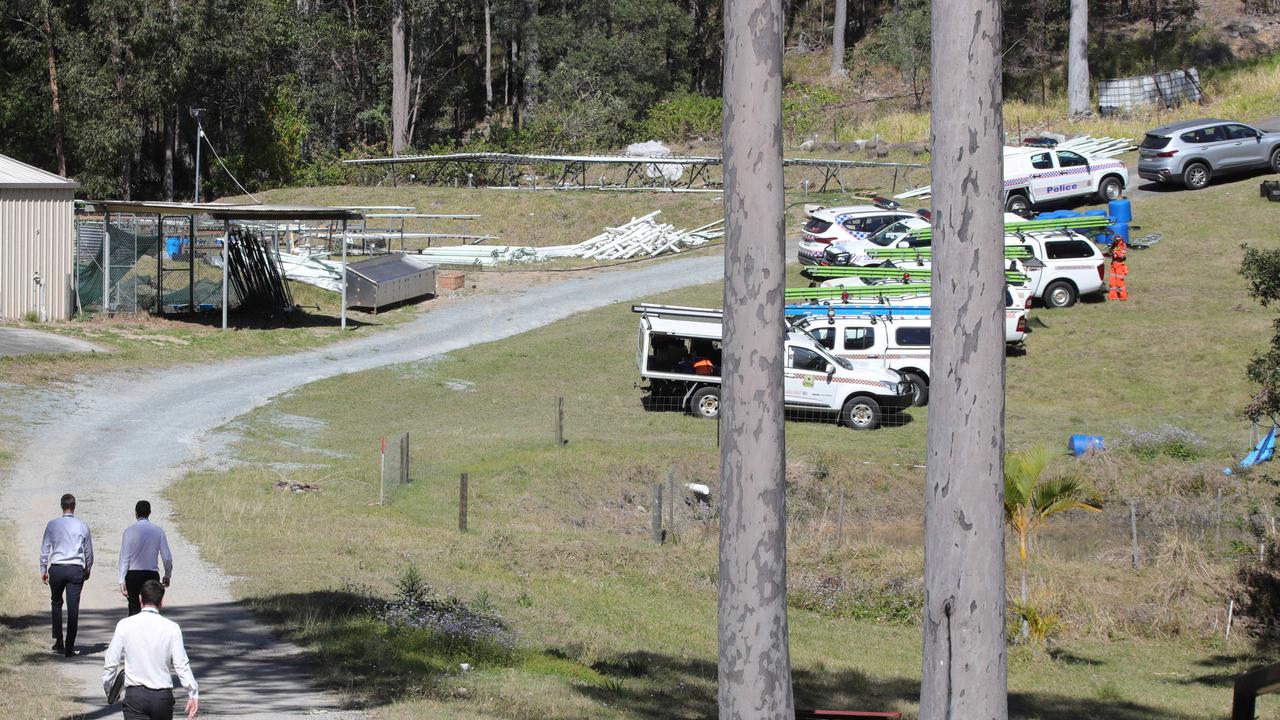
[125,570,161,616]
[48,564,85,651]
[121,686,176,720]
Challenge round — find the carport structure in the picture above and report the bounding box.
[79,201,363,330]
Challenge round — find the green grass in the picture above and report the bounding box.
[167,178,1280,717]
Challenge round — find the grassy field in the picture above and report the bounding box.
[167,177,1280,718]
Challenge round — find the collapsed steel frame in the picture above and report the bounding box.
[343,152,925,193]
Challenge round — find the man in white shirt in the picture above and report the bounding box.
[40,493,94,657]
[118,500,174,616]
[102,580,199,719]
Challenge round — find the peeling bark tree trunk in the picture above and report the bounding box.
[920,0,1008,712]
[1067,0,1091,117]
[163,107,176,201]
[391,0,409,155]
[520,0,539,126]
[41,8,66,177]
[831,0,847,77]
[718,0,794,717]
[484,0,493,116]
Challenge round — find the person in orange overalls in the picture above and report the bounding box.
[1106,237,1128,301]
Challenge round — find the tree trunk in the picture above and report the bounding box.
[1067,0,1091,117]
[831,0,847,76]
[163,107,176,201]
[520,0,539,126]
[718,0,794,717]
[921,0,1007,712]
[484,0,494,115]
[391,0,409,156]
[41,7,66,177]
[1020,559,1029,643]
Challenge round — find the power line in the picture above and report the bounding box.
[199,126,262,204]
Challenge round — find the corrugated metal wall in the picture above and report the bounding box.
[0,188,76,321]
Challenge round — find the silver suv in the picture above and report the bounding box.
[1138,118,1280,189]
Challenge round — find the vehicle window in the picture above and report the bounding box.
[895,327,931,346]
[1141,134,1171,150]
[1181,126,1224,144]
[843,327,875,351]
[1057,151,1088,168]
[849,215,897,235]
[809,327,836,350]
[1226,124,1257,140]
[1044,240,1095,260]
[788,346,828,371]
[1030,153,1054,170]
[804,218,832,234]
[867,219,918,248]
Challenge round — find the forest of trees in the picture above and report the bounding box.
[0,0,1209,200]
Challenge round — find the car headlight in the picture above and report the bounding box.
[880,380,900,393]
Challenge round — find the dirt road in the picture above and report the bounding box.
[0,254,722,718]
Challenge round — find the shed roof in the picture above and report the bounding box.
[0,154,79,190]
[80,200,362,221]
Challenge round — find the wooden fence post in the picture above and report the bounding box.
[667,468,676,537]
[399,432,410,484]
[651,483,664,545]
[554,396,565,447]
[836,490,846,547]
[1130,500,1140,570]
[1215,487,1223,552]
[459,473,469,532]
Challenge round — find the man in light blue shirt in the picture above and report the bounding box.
[118,500,174,616]
[40,493,94,657]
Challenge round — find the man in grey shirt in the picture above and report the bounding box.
[40,493,94,657]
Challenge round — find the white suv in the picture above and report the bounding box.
[1001,147,1129,214]
[797,204,920,265]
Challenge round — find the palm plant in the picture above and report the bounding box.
[1004,445,1103,642]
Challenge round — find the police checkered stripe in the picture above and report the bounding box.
[839,353,929,360]
[785,372,893,388]
[1003,159,1126,188]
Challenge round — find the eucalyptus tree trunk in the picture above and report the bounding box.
[1067,0,1091,117]
[40,7,66,177]
[484,0,494,115]
[718,0,794,717]
[831,0,847,77]
[391,0,409,155]
[920,0,1008,712]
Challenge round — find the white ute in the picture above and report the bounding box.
[634,304,912,430]
[1000,147,1129,214]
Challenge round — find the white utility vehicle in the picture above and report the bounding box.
[819,213,1027,267]
[822,229,1105,309]
[797,203,920,265]
[634,304,911,430]
[999,147,1129,214]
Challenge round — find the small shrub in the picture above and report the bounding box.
[1010,600,1063,652]
[22,310,40,323]
[1120,424,1207,460]
[637,92,723,142]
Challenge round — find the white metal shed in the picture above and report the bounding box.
[0,154,78,321]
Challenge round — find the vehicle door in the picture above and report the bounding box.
[1223,124,1263,168]
[1050,150,1093,199]
[1041,237,1104,293]
[1024,151,1061,202]
[1012,241,1045,296]
[784,344,839,407]
[1181,125,1229,168]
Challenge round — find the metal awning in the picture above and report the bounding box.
[79,200,363,222]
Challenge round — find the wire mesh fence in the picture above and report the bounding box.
[1098,68,1204,116]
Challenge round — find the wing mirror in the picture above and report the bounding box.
[896,240,910,249]
[825,362,836,375]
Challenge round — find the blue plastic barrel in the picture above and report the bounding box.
[1069,434,1105,456]
[1108,198,1132,224]
[165,236,183,259]
[1108,223,1130,243]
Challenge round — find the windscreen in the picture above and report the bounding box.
[868,219,919,248]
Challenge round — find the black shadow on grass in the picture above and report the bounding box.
[568,649,1201,720]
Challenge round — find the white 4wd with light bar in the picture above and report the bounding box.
[633,304,911,430]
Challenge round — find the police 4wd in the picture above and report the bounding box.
[796,200,922,266]
[633,304,911,430]
[999,147,1129,214]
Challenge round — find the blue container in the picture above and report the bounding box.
[1069,434,1105,456]
[1083,209,1108,218]
[1108,198,1132,224]
[165,236,183,259]
[1108,223,1130,243]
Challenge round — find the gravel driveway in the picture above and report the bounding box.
[0,254,722,718]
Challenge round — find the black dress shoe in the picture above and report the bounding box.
[64,649,77,658]
[51,641,64,654]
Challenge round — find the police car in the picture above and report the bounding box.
[1000,147,1129,214]
[796,201,921,265]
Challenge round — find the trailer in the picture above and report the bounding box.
[345,253,437,312]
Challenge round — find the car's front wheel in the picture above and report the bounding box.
[1097,176,1123,202]
[841,396,882,430]
[1269,146,1280,174]
[689,387,720,419]
[1005,193,1031,215]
